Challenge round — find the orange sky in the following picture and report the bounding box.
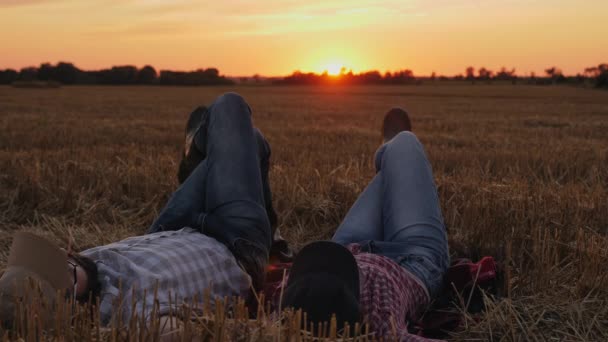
[1,0,606,76]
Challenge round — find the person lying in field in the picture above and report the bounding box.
[0,93,449,341]
[0,92,292,330]
[276,108,450,341]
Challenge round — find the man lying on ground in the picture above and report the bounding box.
[0,92,289,328]
[281,109,450,341]
[1,95,449,341]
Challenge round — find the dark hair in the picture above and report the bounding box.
[68,253,101,304]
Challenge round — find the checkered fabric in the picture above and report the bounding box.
[347,244,442,341]
[81,228,251,325]
[267,244,441,341]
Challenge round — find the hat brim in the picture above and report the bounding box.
[287,241,359,301]
[0,267,61,328]
[5,232,70,290]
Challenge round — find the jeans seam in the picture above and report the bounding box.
[198,212,208,233]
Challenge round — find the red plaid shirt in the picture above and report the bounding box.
[267,244,444,341]
[347,244,442,341]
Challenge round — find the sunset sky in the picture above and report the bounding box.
[1,0,606,76]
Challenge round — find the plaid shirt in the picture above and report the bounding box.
[82,228,251,325]
[267,244,440,341]
[347,244,442,341]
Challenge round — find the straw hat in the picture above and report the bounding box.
[0,232,71,327]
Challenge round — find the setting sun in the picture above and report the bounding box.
[324,63,344,76]
[0,1,606,76]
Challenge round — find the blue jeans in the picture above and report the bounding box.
[332,132,449,297]
[148,93,272,255]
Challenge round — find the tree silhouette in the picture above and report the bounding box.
[0,62,235,86]
[478,67,493,81]
[37,63,56,81]
[495,67,517,83]
[109,66,138,84]
[55,62,81,84]
[545,67,559,78]
[594,63,608,88]
[159,68,233,86]
[18,67,38,81]
[465,66,475,83]
[545,66,565,84]
[0,69,18,84]
[495,67,514,79]
[136,65,157,84]
[584,66,599,78]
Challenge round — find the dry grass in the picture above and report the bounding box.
[0,84,607,340]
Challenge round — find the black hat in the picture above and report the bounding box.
[282,241,360,329]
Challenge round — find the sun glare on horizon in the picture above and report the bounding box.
[323,63,345,76]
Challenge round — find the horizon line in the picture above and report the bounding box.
[3,62,607,79]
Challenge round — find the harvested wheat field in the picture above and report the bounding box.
[0,84,607,341]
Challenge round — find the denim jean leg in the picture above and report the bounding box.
[148,93,271,256]
[201,93,272,253]
[376,131,449,297]
[148,159,210,234]
[254,128,278,232]
[332,131,448,296]
[332,174,383,245]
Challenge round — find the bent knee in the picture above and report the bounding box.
[209,92,253,125]
[385,131,423,156]
[392,131,419,146]
[213,92,249,111]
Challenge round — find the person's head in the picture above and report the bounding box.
[0,232,99,328]
[282,241,360,333]
[67,252,100,303]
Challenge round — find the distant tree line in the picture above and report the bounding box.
[458,64,607,88]
[0,62,234,86]
[275,64,608,88]
[1,62,606,88]
[585,64,608,88]
[275,68,416,85]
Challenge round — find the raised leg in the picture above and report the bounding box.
[377,132,449,297]
[255,128,278,231]
[333,131,449,297]
[332,175,383,244]
[377,132,445,245]
[148,93,271,254]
